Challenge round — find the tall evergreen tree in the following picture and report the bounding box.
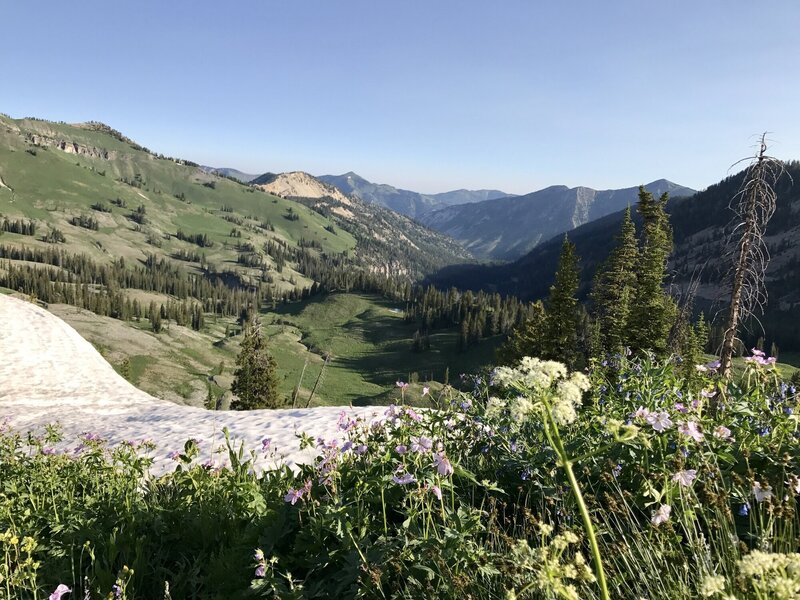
[543,236,580,367]
[496,300,546,365]
[591,206,638,357]
[231,320,282,410]
[627,188,675,355]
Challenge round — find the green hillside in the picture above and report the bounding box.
[0,114,504,406]
[0,115,355,285]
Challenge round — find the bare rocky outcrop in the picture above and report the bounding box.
[0,173,11,191]
[25,133,118,160]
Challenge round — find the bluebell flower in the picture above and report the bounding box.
[738,503,750,517]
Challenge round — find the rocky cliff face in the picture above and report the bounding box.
[25,133,118,160]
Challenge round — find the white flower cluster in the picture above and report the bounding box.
[736,550,800,600]
[491,358,590,426]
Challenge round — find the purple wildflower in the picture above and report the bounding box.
[434,452,454,477]
[49,584,71,600]
[646,411,673,432]
[678,421,704,443]
[255,564,266,578]
[410,436,433,454]
[395,444,408,455]
[672,469,698,487]
[392,472,416,485]
[284,487,304,505]
[429,485,443,500]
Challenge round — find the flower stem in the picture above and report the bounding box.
[542,400,611,600]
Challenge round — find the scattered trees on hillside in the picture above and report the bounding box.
[231,320,282,410]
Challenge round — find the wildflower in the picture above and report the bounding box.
[42,447,56,455]
[492,365,520,387]
[395,380,409,389]
[738,503,750,516]
[651,504,671,526]
[410,436,433,454]
[167,450,180,461]
[696,364,709,373]
[713,425,733,440]
[752,348,765,357]
[699,574,726,597]
[701,388,717,399]
[261,438,271,451]
[551,398,578,426]
[429,485,443,500]
[753,482,773,503]
[433,452,454,477]
[49,584,71,600]
[511,395,535,423]
[674,402,688,413]
[392,472,416,485]
[254,548,265,561]
[404,407,422,422]
[646,411,673,432]
[284,487,304,505]
[340,440,353,453]
[395,444,407,455]
[672,469,698,487]
[254,564,266,578]
[355,444,368,455]
[678,421,704,443]
[422,386,430,397]
[632,406,651,420]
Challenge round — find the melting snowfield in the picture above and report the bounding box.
[0,295,379,474]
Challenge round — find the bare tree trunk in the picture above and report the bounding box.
[718,135,787,379]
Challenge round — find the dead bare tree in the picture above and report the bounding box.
[719,134,789,378]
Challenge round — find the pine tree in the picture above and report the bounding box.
[627,187,675,355]
[543,236,580,367]
[496,301,546,365]
[231,320,282,410]
[591,206,638,357]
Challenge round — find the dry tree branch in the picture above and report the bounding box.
[718,134,790,379]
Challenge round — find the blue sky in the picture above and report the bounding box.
[2,1,798,194]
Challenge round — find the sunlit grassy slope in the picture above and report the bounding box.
[0,115,354,287]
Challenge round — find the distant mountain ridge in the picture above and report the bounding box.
[418,179,697,260]
[428,163,800,350]
[318,172,511,218]
[199,166,258,183]
[252,171,353,205]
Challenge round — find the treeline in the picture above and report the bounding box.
[1,218,36,236]
[69,214,99,230]
[176,229,213,247]
[0,245,260,321]
[499,188,708,377]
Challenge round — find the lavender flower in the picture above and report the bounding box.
[49,584,71,600]
[753,482,773,503]
[646,411,673,432]
[434,452,454,477]
[651,504,671,526]
[672,469,698,487]
[255,564,266,578]
[678,421,704,443]
[429,485,443,500]
[392,472,416,485]
[410,436,433,454]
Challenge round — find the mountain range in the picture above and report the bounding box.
[318,172,511,218]
[417,180,697,260]
[429,163,800,351]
